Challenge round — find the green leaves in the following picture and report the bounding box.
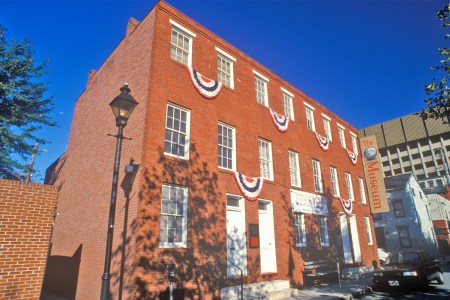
[0,25,56,180]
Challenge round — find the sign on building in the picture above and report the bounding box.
[360,135,390,213]
[290,189,329,215]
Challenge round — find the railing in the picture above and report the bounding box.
[226,258,244,300]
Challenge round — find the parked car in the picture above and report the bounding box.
[372,250,444,290]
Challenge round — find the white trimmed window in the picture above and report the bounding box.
[330,167,340,197]
[282,88,295,120]
[160,184,188,248]
[170,20,195,67]
[164,103,190,159]
[304,103,315,131]
[345,172,354,200]
[254,71,269,106]
[218,122,236,170]
[322,114,332,141]
[338,124,346,148]
[350,133,358,154]
[318,217,329,246]
[294,213,307,247]
[364,217,373,245]
[312,159,323,193]
[259,138,273,180]
[289,150,301,187]
[358,177,367,204]
[216,47,235,89]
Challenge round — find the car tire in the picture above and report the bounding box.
[436,271,444,285]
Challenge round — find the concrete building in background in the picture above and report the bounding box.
[359,112,450,195]
[44,1,378,299]
[372,174,440,257]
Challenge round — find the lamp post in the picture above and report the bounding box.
[100,84,138,300]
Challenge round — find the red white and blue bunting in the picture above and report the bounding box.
[187,66,223,99]
[234,172,264,201]
[315,132,329,151]
[346,149,358,165]
[269,108,289,132]
[339,197,353,215]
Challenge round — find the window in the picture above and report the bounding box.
[160,184,188,248]
[170,20,196,66]
[259,139,273,180]
[216,47,235,89]
[372,213,382,221]
[397,226,412,248]
[364,217,373,245]
[330,167,340,197]
[282,88,295,120]
[289,150,301,187]
[312,159,323,192]
[350,133,358,154]
[345,172,354,200]
[392,199,405,218]
[322,114,332,141]
[358,178,367,204]
[164,104,190,159]
[218,122,236,170]
[318,217,329,246]
[304,103,315,131]
[294,213,307,247]
[254,71,269,106]
[338,124,346,148]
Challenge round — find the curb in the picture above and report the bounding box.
[332,286,373,300]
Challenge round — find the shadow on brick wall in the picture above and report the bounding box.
[41,245,82,300]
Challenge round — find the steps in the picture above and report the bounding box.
[221,280,298,300]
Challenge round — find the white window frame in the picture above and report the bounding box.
[288,150,301,187]
[322,114,332,141]
[259,138,273,180]
[169,19,196,67]
[159,184,188,248]
[330,166,340,197]
[304,102,315,131]
[358,177,367,204]
[345,172,354,201]
[164,103,190,160]
[253,70,269,107]
[350,132,358,154]
[312,159,323,193]
[218,122,236,171]
[294,213,307,247]
[216,47,235,89]
[364,217,373,245]
[337,124,346,148]
[318,216,329,246]
[281,87,295,121]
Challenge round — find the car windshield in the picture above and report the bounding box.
[385,252,420,265]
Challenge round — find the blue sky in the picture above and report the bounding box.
[1,0,446,182]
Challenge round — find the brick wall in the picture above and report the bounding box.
[0,179,57,300]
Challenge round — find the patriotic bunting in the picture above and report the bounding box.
[346,149,358,165]
[187,66,222,99]
[339,197,353,215]
[269,108,289,132]
[315,132,329,151]
[234,172,264,201]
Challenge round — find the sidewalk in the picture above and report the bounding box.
[285,273,374,300]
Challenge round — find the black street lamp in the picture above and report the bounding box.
[100,84,138,300]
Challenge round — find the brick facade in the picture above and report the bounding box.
[0,179,57,300]
[46,1,378,299]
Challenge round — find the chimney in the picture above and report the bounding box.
[127,18,140,36]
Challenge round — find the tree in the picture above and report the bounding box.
[0,25,55,180]
[424,3,450,125]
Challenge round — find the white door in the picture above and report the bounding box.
[226,195,248,277]
[349,214,362,262]
[258,200,277,273]
[339,213,353,264]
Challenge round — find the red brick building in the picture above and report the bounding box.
[0,179,58,300]
[45,1,378,299]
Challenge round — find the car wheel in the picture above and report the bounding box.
[436,271,444,285]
